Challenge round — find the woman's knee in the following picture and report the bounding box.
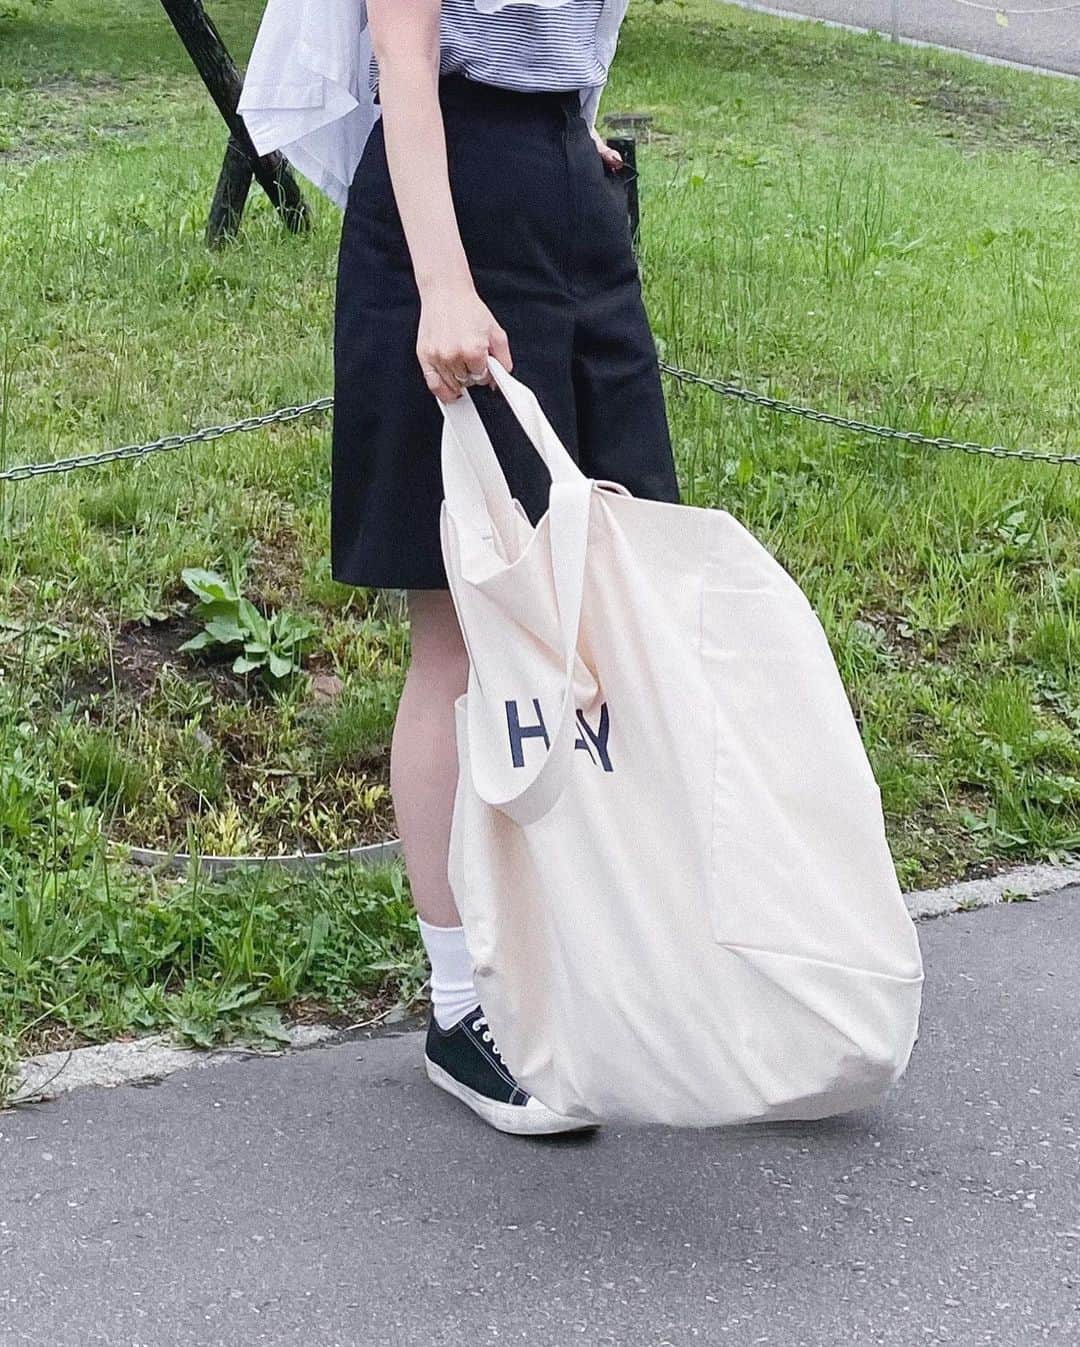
[405,589,468,688]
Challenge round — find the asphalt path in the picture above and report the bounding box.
[2,887,1079,1347]
[729,0,1080,76]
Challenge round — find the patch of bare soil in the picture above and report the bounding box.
[0,75,181,165]
[68,613,212,701]
[905,78,1080,162]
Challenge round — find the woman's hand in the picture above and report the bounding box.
[590,127,623,173]
[417,283,513,404]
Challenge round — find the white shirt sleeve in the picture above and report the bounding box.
[237,0,378,209]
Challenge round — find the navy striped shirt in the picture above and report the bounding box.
[369,0,608,95]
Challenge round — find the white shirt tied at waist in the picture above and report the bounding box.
[237,0,631,210]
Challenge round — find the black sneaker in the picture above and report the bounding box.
[424,1007,593,1136]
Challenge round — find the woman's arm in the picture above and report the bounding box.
[367,0,512,403]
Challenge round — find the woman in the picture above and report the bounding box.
[247,0,681,1135]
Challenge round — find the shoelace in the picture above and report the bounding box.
[471,1014,505,1062]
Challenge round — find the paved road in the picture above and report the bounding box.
[2,888,1079,1347]
[731,0,1080,76]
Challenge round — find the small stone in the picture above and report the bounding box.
[311,672,344,703]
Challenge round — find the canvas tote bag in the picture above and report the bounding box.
[438,356,923,1128]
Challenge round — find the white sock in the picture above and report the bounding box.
[417,918,479,1030]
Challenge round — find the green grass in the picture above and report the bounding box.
[621,0,1080,876]
[2,0,1079,1095]
[2,846,425,1063]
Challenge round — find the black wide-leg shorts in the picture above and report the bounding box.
[331,71,680,591]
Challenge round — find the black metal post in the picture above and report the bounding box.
[606,135,640,251]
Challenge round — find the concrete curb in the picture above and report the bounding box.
[10,1024,340,1106]
[725,1,1079,81]
[125,837,401,880]
[902,860,1080,920]
[8,861,1079,1107]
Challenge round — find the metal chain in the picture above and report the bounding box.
[3,366,1078,480]
[948,0,1080,14]
[657,362,1080,466]
[0,398,333,483]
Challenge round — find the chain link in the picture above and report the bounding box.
[948,0,1080,14]
[0,398,333,483]
[2,365,1078,481]
[658,362,1080,466]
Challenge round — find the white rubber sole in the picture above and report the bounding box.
[424,1057,596,1136]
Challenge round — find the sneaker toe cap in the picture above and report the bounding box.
[523,1095,597,1132]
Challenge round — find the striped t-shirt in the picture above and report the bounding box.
[368,0,609,95]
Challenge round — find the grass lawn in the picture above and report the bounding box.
[1,0,1078,1097]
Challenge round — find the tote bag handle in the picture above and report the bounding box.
[483,355,583,485]
[475,476,593,826]
[439,384,521,560]
[438,356,586,554]
[438,357,595,826]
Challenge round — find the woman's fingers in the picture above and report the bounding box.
[421,361,464,404]
[416,294,511,403]
[442,341,500,396]
[418,343,471,402]
[589,127,623,171]
[467,339,490,382]
[488,325,513,380]
[440,340,484,386]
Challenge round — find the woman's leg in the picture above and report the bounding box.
[390,589,481,1032]
[390,589,468,929]
[394,591,589,1133]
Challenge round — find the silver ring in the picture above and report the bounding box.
[457,371,485,387]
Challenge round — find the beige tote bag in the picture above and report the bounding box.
[438,357,923,1127]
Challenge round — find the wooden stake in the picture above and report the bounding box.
[159,0,310,244]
